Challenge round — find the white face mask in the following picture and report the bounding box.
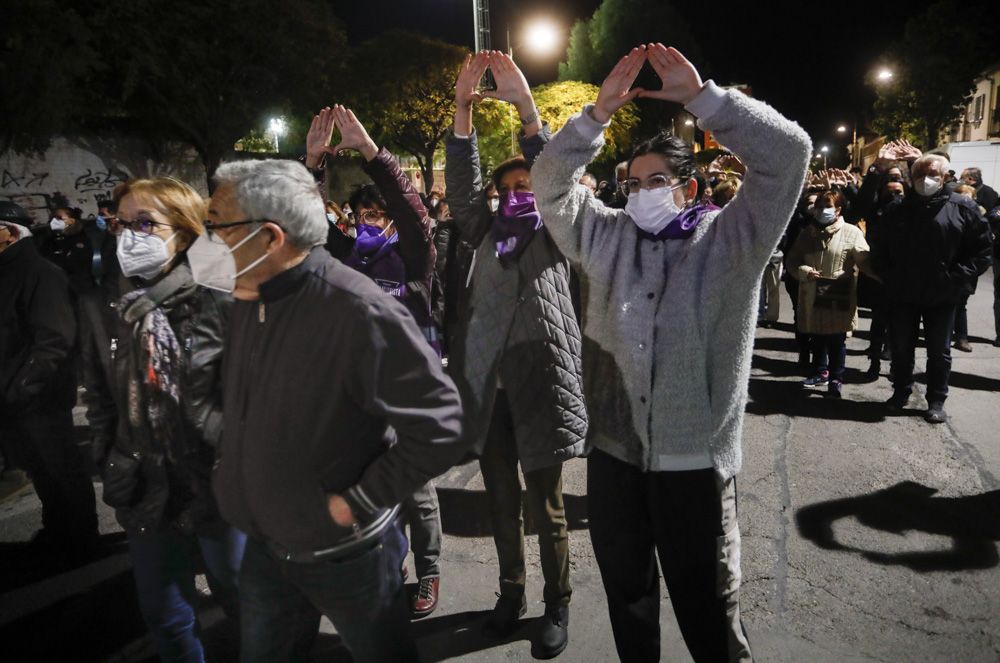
[813,207,838,226]
[326,213,337,223]
[625,183,686,234]
[186,226,268,293]
[117,230,178,280]
[488,198,500,213]
[913,175,943,198]
[50,217,67,233]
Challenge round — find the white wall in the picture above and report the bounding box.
[947,141,1000,192]
[0,136,206,225]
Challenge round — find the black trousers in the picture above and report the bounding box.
[889,301,956,405]
[1,404,96,543]
[587,450,752,663]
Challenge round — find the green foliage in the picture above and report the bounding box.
[871,0,1000,148]
[532,81,640,172]
[558,0,702,87]
[345,30,467,193]
[0,0,104,153]
[471,99,519,174]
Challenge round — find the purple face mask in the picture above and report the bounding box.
[492,191,542,264]
[353,222,397,261]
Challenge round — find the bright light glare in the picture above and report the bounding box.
[837,125,847,133]
[820,146,829,153]
[877,69,894,81]
[269,117,287,137]
[684,119,695,127]
[524,20,560,55]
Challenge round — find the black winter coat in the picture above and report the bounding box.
[0,238,77,410]
[871,190,992,306]
[81,262,231,534]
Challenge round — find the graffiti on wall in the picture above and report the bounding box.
[0,165,128,225]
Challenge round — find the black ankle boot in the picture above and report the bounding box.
[533,604,569,659]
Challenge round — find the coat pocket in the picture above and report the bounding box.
[101,448,144,508]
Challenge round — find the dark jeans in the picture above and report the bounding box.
[889,301,956,404]
[402,481,442,578]
[811,333,847,381]
[479,389,571,606]
[865,279,890,361]
[240,526,417,663]
[784,279,810,358]
[954,293,970,341]
[128,524,246,663]
[587,450,751,663]
[1,404,96,543]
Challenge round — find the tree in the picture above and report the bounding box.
[469,98,519,175]
[871,0,1000,149]
[0,0,104,154]
[532,81,640,174]
[104,0,347,184]
[346,31,467,194]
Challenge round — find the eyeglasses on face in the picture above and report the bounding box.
[202,219,263,238]
[113,215,176,236]
[625,174,685,194]
[359,210,388,224]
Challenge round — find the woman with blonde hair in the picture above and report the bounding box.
[81,177,244,662]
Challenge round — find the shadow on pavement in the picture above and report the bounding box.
[413,609,534,663]
[796,481,1000,572]
[746,377,888,423]
[0,532,127,593]
[436,488,588,537]
[914,370,1000,392]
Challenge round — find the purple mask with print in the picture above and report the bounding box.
[492,191,542,265]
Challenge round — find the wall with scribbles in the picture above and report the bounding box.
[0,136,207,225]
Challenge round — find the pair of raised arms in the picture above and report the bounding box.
[306,44,705,166]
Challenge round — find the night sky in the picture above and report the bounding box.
[336,0,939,158]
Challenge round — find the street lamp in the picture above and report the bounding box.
[876,68,894,82]
[505,18,563,151]
[819,145,829,170]
[269,117,287,153]
[837,122,858,167]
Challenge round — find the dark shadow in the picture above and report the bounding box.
[436,488,588,537]
[745,378,888,423]
[0,532,128,593]
[413,609,534,663]
[751,336,801,354]
[915,370,1000,393]
[796,481,1000,572]
[750,353,804,378]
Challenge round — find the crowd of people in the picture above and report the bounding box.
[0,41,994,663]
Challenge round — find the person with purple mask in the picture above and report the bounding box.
[445,51,587,659]
[303,105,446,619]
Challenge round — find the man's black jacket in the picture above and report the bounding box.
[0,238,76,409]
[213,248,466,554]
[870,190,992,306]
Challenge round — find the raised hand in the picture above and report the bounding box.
[592,46,646,124]
[875,141,899,172]
[305,106,336,169]
[481,51,533,112]
[711,154,746,177]
[455,52,490,110]
[639,43,704,106]
[896,138,922,161]
[328,106,379,162]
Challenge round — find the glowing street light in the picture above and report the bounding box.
[818,145,829,169]
[523,19,560,57]
[877,68,894,82]
[837,125,847,133]
[269,117,287,153]
[684,119,695,127]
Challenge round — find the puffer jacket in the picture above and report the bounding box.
[786,218,870,335]
[445,127,587,472]
[81,260,231,534]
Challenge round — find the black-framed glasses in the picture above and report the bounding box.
[202,219,262,238]
[114,215,176,236]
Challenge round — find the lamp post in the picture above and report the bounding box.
[837,123,858,167]
[269,117,287,154]
[819,145,829,170]
[505,19,561,153]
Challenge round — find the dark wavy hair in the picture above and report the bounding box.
[348,183,387,214]
[491,156,531,190]
[628,132,696,181]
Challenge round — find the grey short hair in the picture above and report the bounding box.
[213,159,327,249]
[912,153,949,175]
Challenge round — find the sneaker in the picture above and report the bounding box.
[884,390,911,411]
[925,402,947,424]
[802,371,830,388]
[827,380,843,399]
[954,338,973,353]
[533,604,569,659]
[411,576,439,618]
[483,592,527,639]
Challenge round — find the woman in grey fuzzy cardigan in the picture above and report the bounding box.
[532,44,813,662]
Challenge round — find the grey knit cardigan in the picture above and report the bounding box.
[532,82,812,478]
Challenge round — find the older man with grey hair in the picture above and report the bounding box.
[871,153,992,423]
[202,159,467,662]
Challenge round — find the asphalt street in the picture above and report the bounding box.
[2,271,999,662]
